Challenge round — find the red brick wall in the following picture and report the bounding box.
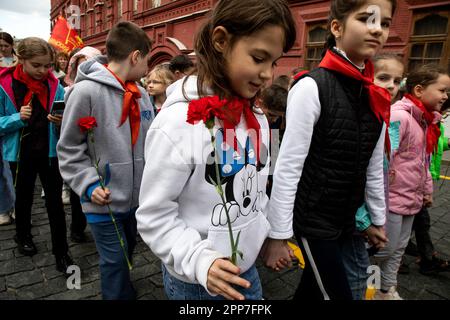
[50,0,449,76]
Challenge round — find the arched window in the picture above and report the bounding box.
[408,12,450,72]
[305,24,327,70]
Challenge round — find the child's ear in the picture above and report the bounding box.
[330,19,343,39]
[130,50,141,65]
[413,84,424,99]
[212,26,230,53]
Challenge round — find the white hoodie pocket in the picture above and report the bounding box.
[207,212,270,273]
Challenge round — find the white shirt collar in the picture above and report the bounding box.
[333,47,365,72]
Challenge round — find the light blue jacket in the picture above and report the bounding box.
[0,66,65,161]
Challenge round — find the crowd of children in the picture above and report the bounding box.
[0,0,449,301]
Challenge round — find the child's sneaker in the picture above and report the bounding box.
[0,213,12,226]
[373,287,403,300]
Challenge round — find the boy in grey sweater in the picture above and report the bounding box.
[57,22,154,300]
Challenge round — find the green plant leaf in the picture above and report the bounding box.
[207,175,216,186]
[235,230,241,248]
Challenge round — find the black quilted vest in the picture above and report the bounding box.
[291,68,382,240]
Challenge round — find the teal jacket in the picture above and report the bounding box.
[356,153,390,231]
[0,66,65,161]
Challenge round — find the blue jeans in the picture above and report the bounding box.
[341,235,370,300]
[162,263,263,300]
[89,210,137,300]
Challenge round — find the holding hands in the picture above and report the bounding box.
[364,225,388,250]
[260,238,295,271]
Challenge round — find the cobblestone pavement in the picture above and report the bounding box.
[1,177,449,300]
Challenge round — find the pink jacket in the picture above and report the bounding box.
[388,97,435,216]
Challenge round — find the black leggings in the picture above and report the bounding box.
[412,207,434,260]
[10,157,68,256]
[70,189,86,234]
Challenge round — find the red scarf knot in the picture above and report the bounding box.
[187,96,262,164]
[105,65,142,146]
[319,49,392,154]
[404,93,441,155]
[12,64,49,111]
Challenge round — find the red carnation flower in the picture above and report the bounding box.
[78,116,97,133]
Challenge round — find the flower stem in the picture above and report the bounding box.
[89,131,133,271]
[209,129,238,265]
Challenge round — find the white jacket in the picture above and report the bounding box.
[136,76,271,294]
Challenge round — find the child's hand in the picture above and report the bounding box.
[207,258,250,300]
[364,225,388,250]
[91,186,111,206]
[260,238,294,271]
[423,194,433,207]
[47,114,63,126]
[20,105,32,120]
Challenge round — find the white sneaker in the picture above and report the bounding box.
[0,213,12,226]
[62,189,71,205]
[373,287,403,300]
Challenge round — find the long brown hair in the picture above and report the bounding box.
[192,0,296,100]
[0,32,15,56]
[324,0,397,51]
[54,51,69,73]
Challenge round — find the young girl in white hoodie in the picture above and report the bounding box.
[136,0,296,300]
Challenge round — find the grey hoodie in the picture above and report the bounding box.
[57,55,155,214]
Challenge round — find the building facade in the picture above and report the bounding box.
[50,0,450,76]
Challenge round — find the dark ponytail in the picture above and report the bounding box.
[324,30,336,53]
